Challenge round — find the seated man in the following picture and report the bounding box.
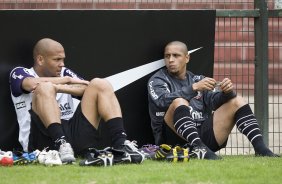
[147,41,278,159]
[10,38,144,164]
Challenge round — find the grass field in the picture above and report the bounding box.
[1,155,281,184]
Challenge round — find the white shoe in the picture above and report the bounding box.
[32,149,41,157]
[38,148,48,164]
[0,149,13,159]
[44,150,62,166]
[122,140,145,164]
[0,149,13,166]
[59,142,76,164]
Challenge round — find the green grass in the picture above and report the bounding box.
[1,155,281,184]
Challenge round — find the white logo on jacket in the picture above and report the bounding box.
[12,72,23,80]
[156,112,165,116]
[149,81,159,100]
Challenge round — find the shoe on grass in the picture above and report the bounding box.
[58,141,76,164]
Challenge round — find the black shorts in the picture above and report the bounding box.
[28,103,102,156]
[198,114,228,152]
[155,115,228,151]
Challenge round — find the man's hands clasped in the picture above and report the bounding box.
[192,77,233,93]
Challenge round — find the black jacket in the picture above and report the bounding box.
[147,68,236,145]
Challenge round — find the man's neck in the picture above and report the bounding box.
[168,70,186,80]
[33,65,44,77]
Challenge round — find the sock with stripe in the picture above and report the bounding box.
[235,104,277,157]
[173,105,202,146]
[173,105,219,160]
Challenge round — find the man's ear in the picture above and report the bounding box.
[36,55,44,66]
[186,54,190,64]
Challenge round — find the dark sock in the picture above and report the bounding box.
[173,105,203,146]
[235,104,276,156]
[174,105,220,160]
[47,123,67,149]
[106,117,127,148]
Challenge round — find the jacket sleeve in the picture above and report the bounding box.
[148,75,197,109]
[204,90,237,111]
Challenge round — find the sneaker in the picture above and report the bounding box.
[255,148,280,157]
[29,149,41,163]
[21,150,41,164]
[44,150,62,166]
[58,142,76,164]
[38,148,48,164]
[103,147,131,165]
[153,144,190,162]
[0,150,13,166]
[13,151,30,165]
[79,148,113,167]
[140,144,159,159]
[153,144,178,162]
[12,149,41,165]
[101,150,114,166]
[174,146,189,162]
[189,145,221,160]
[119,140,145,164]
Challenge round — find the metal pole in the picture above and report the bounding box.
[254,0,269,145]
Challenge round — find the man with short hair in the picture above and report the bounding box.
[10,38,144,164]
[147,41,278,159]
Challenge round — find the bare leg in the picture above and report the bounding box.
[213,96,247,146]
[32,82,75,163]
[79,78,145,162]
[217,96,278,157]
[32,82,61,127]
[80,78,122,129]
[81,78,128,148]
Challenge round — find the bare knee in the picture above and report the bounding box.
[228,96,247,109]
[32,82,56,112]
[33,82,56,98]
[89,78,114,93]
[170,98,189,111]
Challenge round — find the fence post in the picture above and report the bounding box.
[254,0,269,145]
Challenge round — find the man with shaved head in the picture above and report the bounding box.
[147,41,278,159]
[10,38,144,165]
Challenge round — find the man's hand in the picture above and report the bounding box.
[192,77,216,91]
[219,78,233,93]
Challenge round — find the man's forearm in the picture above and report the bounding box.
[22,76,89,92]
[54,84,88,96]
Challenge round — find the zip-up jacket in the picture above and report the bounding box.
[147,68,236,144]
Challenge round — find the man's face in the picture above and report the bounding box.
[40,46,65,77]
[164,44,189,76]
